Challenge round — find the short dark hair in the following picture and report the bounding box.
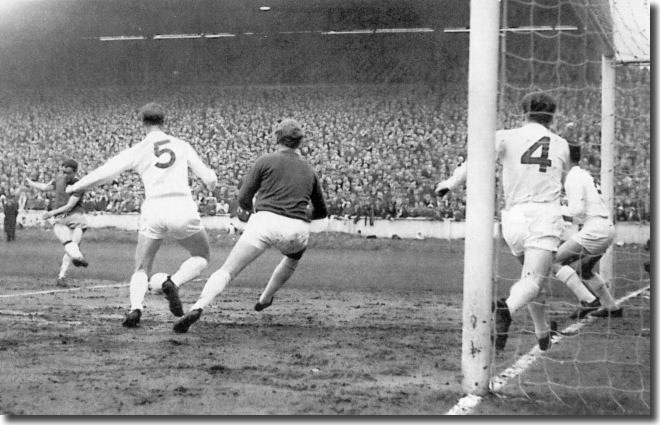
[61,159,78,172]
[521,92,557,127]
[274,119,304,148]
[568,143,581,164]
[139,102,165,126]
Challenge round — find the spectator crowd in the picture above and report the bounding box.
[0,67,651,224]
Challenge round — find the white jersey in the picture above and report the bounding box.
[440,122,569,210]
[562,165,610,224]
[70,130,217,200]
[496,123,569,209]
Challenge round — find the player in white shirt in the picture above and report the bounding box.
[553,144,621,318]
[66,102,218,328]
[435,92,570,352]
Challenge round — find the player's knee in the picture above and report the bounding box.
[134,261,153,274]
[213,268,233,283]
[559,256,575,266]
[194,256,209,270]
[282,256,299,271]
[531,289,547,302]
[285,248,305,261]
[585,275,604,292]
[552,263,563,275]
[579,264,594,280]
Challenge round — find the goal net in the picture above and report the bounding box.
[469,0,651,413]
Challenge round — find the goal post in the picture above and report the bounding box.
[459,0,650,406]
[599,54,616,286]
[460,0,500,395]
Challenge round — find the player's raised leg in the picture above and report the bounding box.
[554,239,601,318]
[162,229,212,317]
[52,223,87,267]
[57,253,72,287]
[124,234,162,328]
[576,256,621,317]
[256,253,302,311]
[521,249,556,350]
[498,248,555,351]
[57,227,86,287]
[174,236,264,333]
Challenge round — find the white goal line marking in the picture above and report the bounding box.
[0,283,129,298]
[445,285,651,415]
[0,277,208,299]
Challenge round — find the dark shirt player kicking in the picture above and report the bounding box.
[174,118,328,333]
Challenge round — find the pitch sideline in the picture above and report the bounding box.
[0,277,207,299]
[0,283,130,298]
[445,285,651,415]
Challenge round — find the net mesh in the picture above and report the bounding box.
[491,0,650,413]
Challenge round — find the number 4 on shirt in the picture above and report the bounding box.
[520,136,552,172]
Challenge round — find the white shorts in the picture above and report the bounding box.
[571,217,615,256]
[53,212,88,230]
[241,211,310,256]
[139,196,203,240]
[501,202,563,257]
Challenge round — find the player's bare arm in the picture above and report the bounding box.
[66,150,134,194]
[186,143,218,191]
[25,177,54,192]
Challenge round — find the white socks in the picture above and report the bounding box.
[171,257,208,288]
[556,265,597,304]
[63,241,84,261]
[506,277,542,313]
[59,254,71,279]
[259,258,297,304]
[129,270,149,311]
[527,301,549,339]
[191,269,231,311]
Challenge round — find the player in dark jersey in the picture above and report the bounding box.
[173,118,328,333]
[2,191,19,241]
[26,159,88,287]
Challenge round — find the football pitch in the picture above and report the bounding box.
[0,227,651,415]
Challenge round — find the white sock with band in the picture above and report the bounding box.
[191,269,231,311]
[556,265,598,304]
[129,270,149,311]
[59,254,71,279]
[171,257,208,287]
[527,300,550,339]
[62,240,84,261]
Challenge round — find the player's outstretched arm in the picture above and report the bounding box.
[25,178,54,192]
[561,173,586,220]
[434,161,467,197]
[186,143,218,191]
[66,149,135,194]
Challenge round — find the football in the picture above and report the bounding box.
[148,272,169,295]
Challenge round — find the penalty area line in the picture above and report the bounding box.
[0,283,129,298]
[445,285,650,415]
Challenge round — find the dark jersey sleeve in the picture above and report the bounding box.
[237,159,263,211]
[309,174,328,220]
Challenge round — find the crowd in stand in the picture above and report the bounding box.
[0,69,651,224]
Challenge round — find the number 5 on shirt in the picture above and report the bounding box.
[154,140,176,169]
